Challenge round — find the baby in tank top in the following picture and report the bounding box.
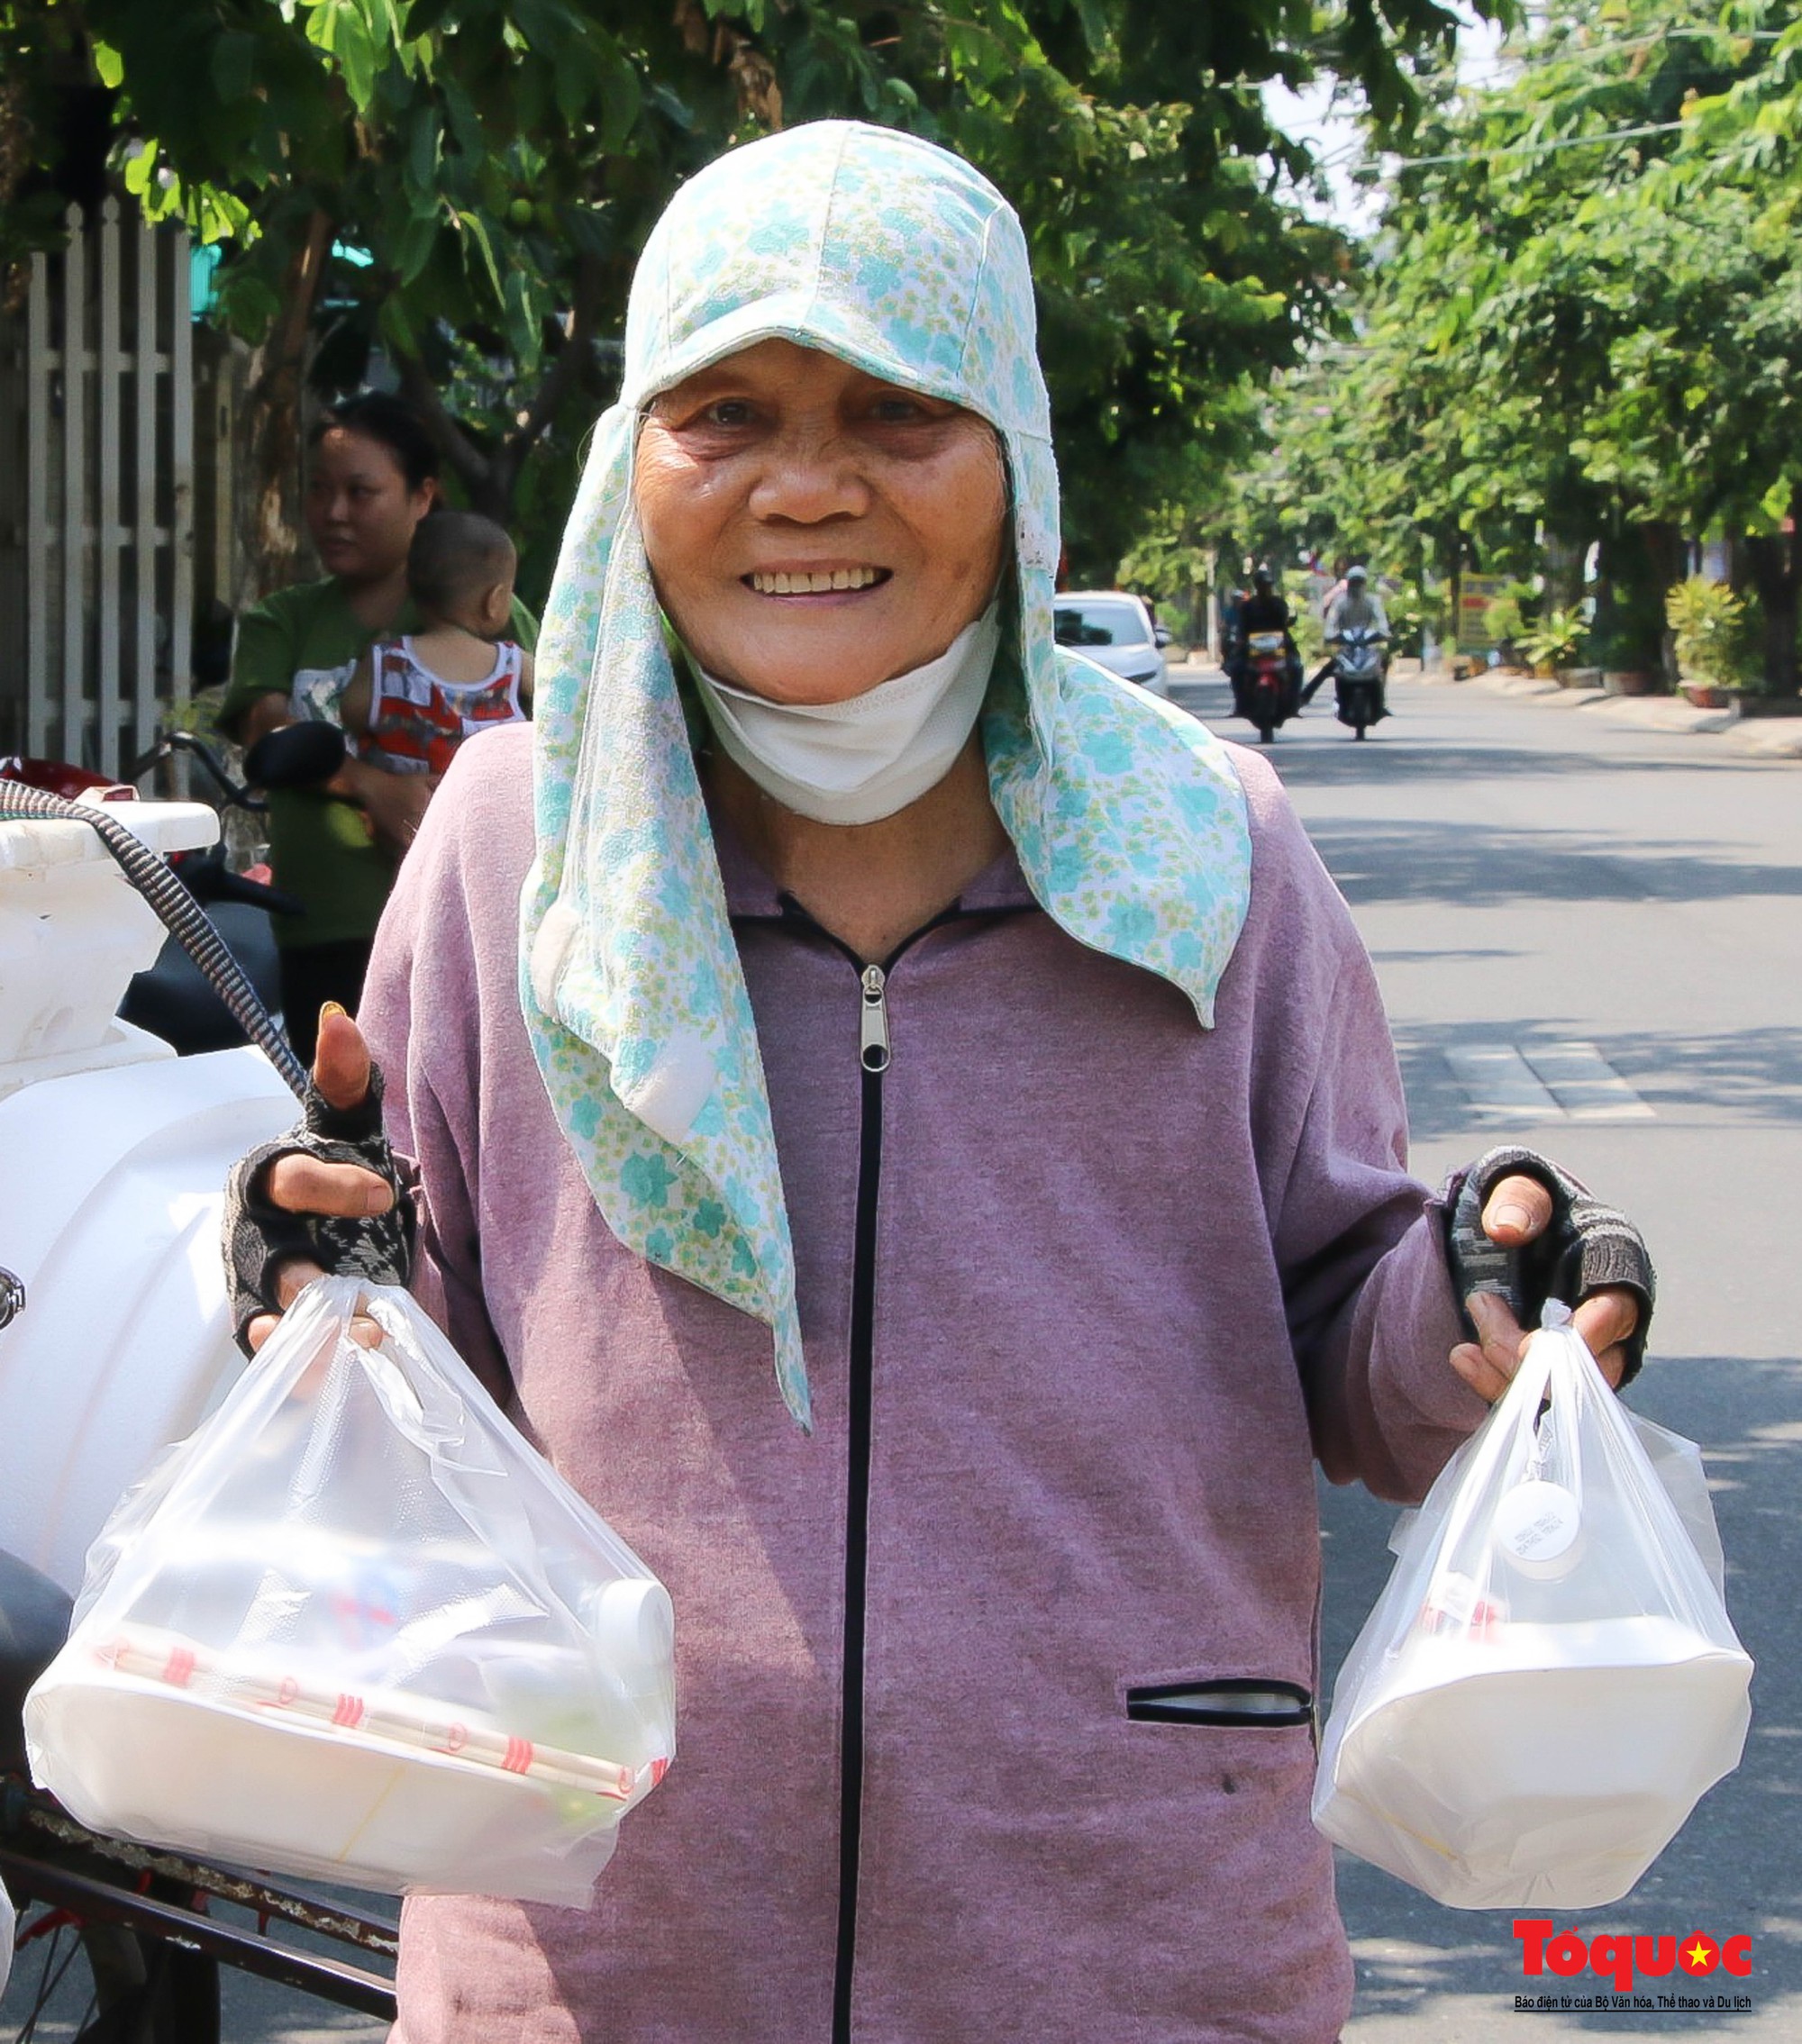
[342,511,535,780]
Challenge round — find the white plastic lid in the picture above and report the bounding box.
[1494,1479,1584,1578]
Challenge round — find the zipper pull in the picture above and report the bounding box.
[859,965,890,1074]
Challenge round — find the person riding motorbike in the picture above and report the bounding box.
[1313,565,1392,725]
[1323,563,1389,646]
[1228,567,1303,719]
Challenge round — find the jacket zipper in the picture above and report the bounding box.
[834,954,886,2044]
[778,905,946,2044]
[769,894,1024,2043]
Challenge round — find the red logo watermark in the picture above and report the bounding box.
[1515,1919,1751,1999]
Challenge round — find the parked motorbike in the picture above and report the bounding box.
[2,732,299,1053]
[0,775,395,2037]
[1236,629,1299,744]
[1327,626,1390,740]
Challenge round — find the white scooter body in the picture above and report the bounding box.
[0,797,293,1591]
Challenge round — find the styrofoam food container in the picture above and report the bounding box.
[1318,1616,1752,1908]
[27,1663,654,1902]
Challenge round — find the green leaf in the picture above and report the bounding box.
[406,112,440,199]
[503,267,540,366]
[455,206,505,304]
[209,32,258,104]
[597,58,641,153]
[394,204,441,285]
[563,204,614,261]
[123,141,159,200]
[92,40,125,90]
[305,0,378,110]
[508,0,564,54]
[215,269,283,341]
[378,292,421,357]
[441,76,486,159]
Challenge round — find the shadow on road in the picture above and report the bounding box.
[1262,740,1770,788]
[1307,821,1802,909]
[1393,1022,1802,1140]
[1164,681,1790,790]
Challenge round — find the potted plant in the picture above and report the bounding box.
[1519,608,1588,680]
[1666,577,1749,707]
[1483,593,1531,670]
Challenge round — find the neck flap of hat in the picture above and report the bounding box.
[520,121,1251,1431]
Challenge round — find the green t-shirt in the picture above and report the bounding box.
[222,577,538,949]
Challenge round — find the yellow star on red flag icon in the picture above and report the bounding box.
[1681,1936,1717,1973]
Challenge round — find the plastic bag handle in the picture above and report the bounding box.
[1426,1304,1573,1577]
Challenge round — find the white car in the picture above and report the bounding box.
[1052,590,1171,695]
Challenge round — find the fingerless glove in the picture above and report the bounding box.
[222,1062,416,1353]
[1443,1145,1655,1385]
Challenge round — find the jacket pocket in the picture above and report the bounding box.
[1124,1676,1312,1729]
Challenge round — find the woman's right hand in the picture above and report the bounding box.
[224,1006,416,1354]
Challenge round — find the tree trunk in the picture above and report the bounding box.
[237,210,333,604]
[1590,511,1669,679]
[1642,520,1686,689]
[1543,526,1588,614]
[1743,498,1800,696]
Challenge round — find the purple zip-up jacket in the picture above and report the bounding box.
[361,722,1481,2043]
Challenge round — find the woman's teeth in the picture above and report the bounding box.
[748,568,883,595]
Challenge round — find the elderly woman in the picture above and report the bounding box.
[231,123,1651,2042]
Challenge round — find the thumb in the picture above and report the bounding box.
[312,1003,372,1113]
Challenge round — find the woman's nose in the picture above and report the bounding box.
[747,426,871,522]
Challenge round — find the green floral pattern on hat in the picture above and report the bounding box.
[520,121,1251,1431]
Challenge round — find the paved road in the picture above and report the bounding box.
[1174,665,1802,2039]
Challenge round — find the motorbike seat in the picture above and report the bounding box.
[0,1548,72,1775]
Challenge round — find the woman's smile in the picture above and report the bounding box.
[743,565,891,596]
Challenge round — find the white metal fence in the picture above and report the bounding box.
[0,199,194,777]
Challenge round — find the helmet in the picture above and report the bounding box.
[1346,564,1369,583]
[1252,565,1274,590]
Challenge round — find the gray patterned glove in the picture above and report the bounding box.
[1444,1145,1655,1385]
[222,1061,416,1354]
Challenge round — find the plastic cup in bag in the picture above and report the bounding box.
[23,1277,676,1906]
[1311,1304,1752,1911]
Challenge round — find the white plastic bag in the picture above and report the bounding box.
[1312,1304,1751,1910]
[23,1277,675,1906]
[2,1872,14,1996]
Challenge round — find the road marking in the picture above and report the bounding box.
[1523,1040,1657,1121]
[1444,1046,1563,1121]
[1444,1042,1653,1122]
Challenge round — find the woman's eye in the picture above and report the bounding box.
[704,398,756,428]
[870,395,926,423]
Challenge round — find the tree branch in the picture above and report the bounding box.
[490,247,606,509]
[394,349,496,509]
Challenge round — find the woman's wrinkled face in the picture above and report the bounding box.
[305,427,437,586]
[635,340,1008,704]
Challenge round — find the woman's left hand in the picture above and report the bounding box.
[1450,1172,1640,1401]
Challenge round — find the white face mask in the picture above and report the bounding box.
[691,604,1001,826]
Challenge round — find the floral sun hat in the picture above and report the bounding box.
[520,120,1251,1431]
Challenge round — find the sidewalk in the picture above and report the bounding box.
[1415,664,1802,761]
